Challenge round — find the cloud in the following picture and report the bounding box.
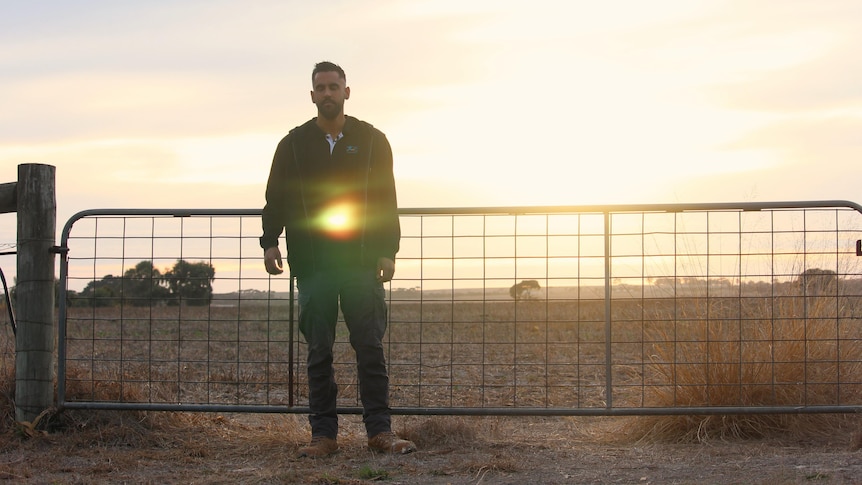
[674,1,862,113]
[0,0,493,145]
[2,135,272,217]
[713,43,862,113]
[727,116,862,166]
[672,115,862,204]
[0,2,335,142]
[2,73,245,141]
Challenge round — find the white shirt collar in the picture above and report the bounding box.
[325,132,343,154]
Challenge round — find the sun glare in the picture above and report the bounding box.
[324,210,349,230]
[316,201,360,239]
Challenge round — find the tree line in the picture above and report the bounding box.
[507,269,842,301]
[68,259,216,307]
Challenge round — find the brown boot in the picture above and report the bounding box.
[297,436,338,458]
[368,431,417,454]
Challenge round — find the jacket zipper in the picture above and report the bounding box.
[292,139,316,274]
[360,127,374,266]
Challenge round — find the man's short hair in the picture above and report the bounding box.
[312,61,346,83]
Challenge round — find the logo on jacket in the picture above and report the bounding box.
[346,145,359,154]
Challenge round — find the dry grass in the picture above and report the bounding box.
[399,416,478,448]
[1,368,860,483]
[616,409,861,445]
[1,322,14,441]
[619,293,862,444]
[2,290,862,483]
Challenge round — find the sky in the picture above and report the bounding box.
[2,0,862,279]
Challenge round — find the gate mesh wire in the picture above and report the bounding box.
[60,206,862,413]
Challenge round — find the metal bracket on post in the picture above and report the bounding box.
[856,240,862,256]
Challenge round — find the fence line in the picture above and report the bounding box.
[57,201,862,415]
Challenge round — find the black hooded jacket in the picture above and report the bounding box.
[260,116,400,277]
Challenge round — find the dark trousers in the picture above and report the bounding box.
[296,268,391,439]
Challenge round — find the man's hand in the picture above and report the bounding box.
[376,257,395,283]
[264,246,284,275]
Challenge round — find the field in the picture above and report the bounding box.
[2,289,862,483]
[60,286,862,414]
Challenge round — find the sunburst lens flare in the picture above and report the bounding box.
[316,201,360,239]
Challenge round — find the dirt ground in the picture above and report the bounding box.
[2,411,861,484]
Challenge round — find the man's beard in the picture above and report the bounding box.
[316,99,343,120]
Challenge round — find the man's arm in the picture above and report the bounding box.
[260,136,291,273]
[369,130,400,262]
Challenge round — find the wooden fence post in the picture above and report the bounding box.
[14,163,56,422]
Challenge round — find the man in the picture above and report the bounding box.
[260,61,416,458]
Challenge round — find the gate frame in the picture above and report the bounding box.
[56,200,862,416]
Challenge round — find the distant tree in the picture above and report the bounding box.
[164,260,216,306]
[76,275,123,307]
[509,280,541,300]
[122,260,171,306]
[651,277,675,289]
[71,260,216,307]
[796,268,837,295]
[64,288,79,307]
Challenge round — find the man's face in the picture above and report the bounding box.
[311,71,350,120]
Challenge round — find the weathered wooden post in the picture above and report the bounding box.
[14,163,56,422]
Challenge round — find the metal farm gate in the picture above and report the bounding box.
[57,202,862,415]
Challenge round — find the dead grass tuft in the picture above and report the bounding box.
[0,356,201,449]
[0,380,14,446]
[622,294,862,444]
[399,416,479,448]
[616,412,861,445]
[464,452,522,476]
[228,414,309,449]
[51,364,195,447]
[1,330,15,442]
